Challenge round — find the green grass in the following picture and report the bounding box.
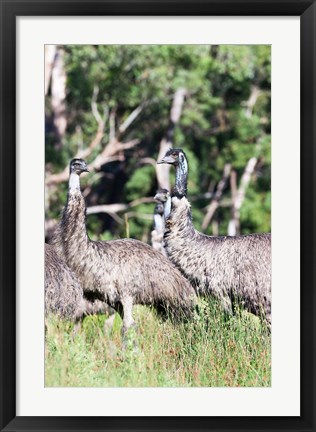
[45,299,271,387]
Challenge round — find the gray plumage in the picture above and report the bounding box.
[80,297,114,317]
[51,159,196,333]
[151,188,170,256]
[158,148,271,324]
[45,243,84,320]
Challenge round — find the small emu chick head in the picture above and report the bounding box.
[157,148,187,167]
[69,158,89,176]
[154,188,170,203]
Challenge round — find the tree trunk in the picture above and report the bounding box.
[228,157,258,236]
[156,88,186,190]
[45,45,57,96]
[228,169,239,236]
[201,163,231,231]
[228,84,261,235]
[51,48,67,149]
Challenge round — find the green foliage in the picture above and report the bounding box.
[240,188,271,234]
[125,165,156,201]
[45,299,271,387]
[46,44,271,239]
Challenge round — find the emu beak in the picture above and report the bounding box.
[84,166,89,172]
[157,155,175,165]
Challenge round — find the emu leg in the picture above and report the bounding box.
[120,296,136,335]
[117,296,138,351]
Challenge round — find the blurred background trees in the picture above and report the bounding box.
[45,44,271,242]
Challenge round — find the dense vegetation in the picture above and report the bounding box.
[45,300,271,387]
[45,44,271,241]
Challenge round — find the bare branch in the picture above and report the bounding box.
[86,196,155,217]
[118,104,144,135]
[228,169,239,236]
[91,85,103,124]
[235,157,258,211]
[139,157,157,167]
[201,163,231,231]
[91,138,140,171]
[108,213,124,225]
[190,191,214,202]
[170,88,187,124]
[109,108,116,141]
[46,134,139,186]
[87,203,128,215]
[129,197,156,207]
[46,87,109,186]
[228,156,258,236]
[243,85,261,119]
[125,212,154,221]
[118,139,140,151]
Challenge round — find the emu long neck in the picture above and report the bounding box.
[62,175,89,248]
[174,159,188,198]
[69,172,80,192]
[154,213,164,233]
[164,195,171,220]
[165,196,197,245]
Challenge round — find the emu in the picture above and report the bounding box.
[51,159,196,334]
[151,188,170,256]
[45,242,114,339]
[158,148,271,324]
[45,243,84,321]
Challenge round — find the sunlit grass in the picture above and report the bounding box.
[45,299,271,387]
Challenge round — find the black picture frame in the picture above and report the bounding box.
[1,1,315,431]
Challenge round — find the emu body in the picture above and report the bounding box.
[158,149,271,324]
[45,243,84,320]
[52,159,196,333]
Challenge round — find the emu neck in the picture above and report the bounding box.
[69,172,80,192]
[174,159,188,198]
[164,195,172,220]
[154,213,164,232]
[165,196,196,244]
[61,182,89,254]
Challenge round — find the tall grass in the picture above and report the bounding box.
[45,299,271,387]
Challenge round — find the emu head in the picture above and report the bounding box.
[157,149,188,199]
[157,148,187,167]
[154,188,170,203]
[69,159,89,176]
[154,188,172,220]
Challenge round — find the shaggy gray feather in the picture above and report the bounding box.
[159,149,271,324]
[51,159,196,332]
[45,243,84,320]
